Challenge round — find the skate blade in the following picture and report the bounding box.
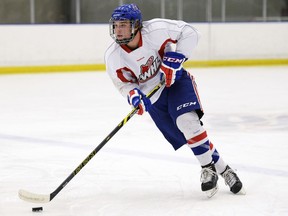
[236,187,246,195]
[205,185,219,198]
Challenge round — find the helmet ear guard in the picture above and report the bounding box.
[109,4,142,45]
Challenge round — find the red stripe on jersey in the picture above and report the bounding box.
[187,131,207,145]
[116,67,138,83]
[190,74,204,113]
[158,39,177,59]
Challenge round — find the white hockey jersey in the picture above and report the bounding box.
[104,18,200,104]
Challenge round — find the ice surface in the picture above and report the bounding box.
[0,66,288,216]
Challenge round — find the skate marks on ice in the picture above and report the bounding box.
[0,67,288,215]
[0,131,287,179]
[205,113,288,132]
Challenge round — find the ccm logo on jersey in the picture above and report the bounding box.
[177,101,197,111]
[163,56,185,63]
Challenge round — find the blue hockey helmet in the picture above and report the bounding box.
[109,4,142,44]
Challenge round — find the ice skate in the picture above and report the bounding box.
[200,163,219,198]
[221,165,246,195]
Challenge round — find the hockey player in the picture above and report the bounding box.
[105,3,244,197]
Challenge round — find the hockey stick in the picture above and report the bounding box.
[18,80,165,203]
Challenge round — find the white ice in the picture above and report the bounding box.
[0,66,288,216]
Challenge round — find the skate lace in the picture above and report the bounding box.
[200,167,217,183]
[222,169,238,187]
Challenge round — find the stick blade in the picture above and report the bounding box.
[18,189,50,203]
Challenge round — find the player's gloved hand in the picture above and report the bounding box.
[159,51,186,87]
[127,88,151,115]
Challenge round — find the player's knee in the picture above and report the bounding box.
[176,111,204,139]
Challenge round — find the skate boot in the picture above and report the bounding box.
[200,163,219,198]
[221,165,245,195]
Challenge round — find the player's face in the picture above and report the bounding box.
[113,20,132,41]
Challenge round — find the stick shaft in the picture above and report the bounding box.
[48,80,164,201]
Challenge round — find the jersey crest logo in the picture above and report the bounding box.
[139,55,161,83]
[140,56,154,74]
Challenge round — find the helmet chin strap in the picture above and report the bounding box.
[116,27,139,45]
[129,28,139,43]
